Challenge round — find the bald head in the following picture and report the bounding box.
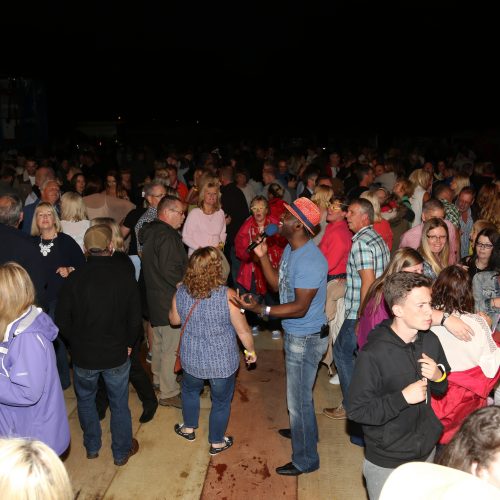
[34,166,55,188]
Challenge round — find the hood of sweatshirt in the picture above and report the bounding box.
[365,318,420,348]
[2,306,58,344]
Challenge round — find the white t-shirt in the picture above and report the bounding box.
[61,220,91,252]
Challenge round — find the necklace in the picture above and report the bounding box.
[39,235,56,256]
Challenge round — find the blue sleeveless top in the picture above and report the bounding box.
[177,285,239,379]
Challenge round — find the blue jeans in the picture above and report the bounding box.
[284,331,328,472]
[332,319,357,405]
[182,371,236,444]
[73,359,132,461]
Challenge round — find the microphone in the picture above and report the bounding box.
[247,223,279,252]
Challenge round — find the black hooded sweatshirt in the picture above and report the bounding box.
[347,319,450,468]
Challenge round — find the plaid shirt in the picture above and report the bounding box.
[345,225,390,319]
[440,199,460,229]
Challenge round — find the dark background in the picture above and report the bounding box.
[2,3,498,143]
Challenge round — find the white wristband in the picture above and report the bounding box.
[265,305,271,316]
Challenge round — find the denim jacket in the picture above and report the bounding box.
[473,271,500,330]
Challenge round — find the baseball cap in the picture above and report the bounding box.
[84,224,112,253]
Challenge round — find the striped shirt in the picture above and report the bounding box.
[345,225,390,320]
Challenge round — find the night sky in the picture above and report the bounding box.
[3,4,498,136]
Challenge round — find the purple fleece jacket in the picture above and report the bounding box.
[0,306,70,455]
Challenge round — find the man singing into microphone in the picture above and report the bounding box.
[233,197,328,476]
[234,196,286,337]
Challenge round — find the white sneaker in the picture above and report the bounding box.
[271,330,281,340]
[252,326,260,336]
[329,374,340,385]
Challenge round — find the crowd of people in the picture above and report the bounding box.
[0,140,499,498]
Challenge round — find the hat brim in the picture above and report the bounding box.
[284,203,315,234]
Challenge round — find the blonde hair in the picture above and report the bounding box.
[418,217,450,276]
[360,190,382,222]
[311,185,334,210]
[183,247,225,299]
[31,202,62,236]
[60,191,88,222]
[197,176,221,211]
[0,262,35,338]
[452,174,470,196]
[409,168,432,191]
[0,438,73,500]
[90,217,126,252]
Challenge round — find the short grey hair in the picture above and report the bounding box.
[351,197,374,224]
[143,180,167,197]
[0,194,23,227]
[40,179,60,193]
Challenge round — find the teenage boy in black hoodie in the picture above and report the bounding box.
[347,272,450,500]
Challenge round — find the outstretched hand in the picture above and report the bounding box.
[230,290,261,314]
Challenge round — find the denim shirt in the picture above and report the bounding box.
[473,271,500,330]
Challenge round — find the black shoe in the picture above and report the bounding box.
[114,438,139,466]
[276,462,302,476]
[174,423,196,441]
[86,451,99,459]
[278,428,291,439]
[139,402,158,423]
[208,436,233,455]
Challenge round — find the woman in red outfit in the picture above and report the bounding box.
[234,196,286,335]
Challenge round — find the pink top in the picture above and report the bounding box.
[357,295,391,350]
[318,220,353,276]
[399,220,458,264]
[182,207,227,256]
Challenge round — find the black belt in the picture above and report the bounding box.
[327,273,346,281]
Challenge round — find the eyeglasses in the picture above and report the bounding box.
[250,206,266,212]
[168,208,185,216]
[150,193,165,198]
[476,242,493,250]
[426,235,447,242]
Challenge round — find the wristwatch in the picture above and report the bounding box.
[260,305,271,318]
[440,312,451,326]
